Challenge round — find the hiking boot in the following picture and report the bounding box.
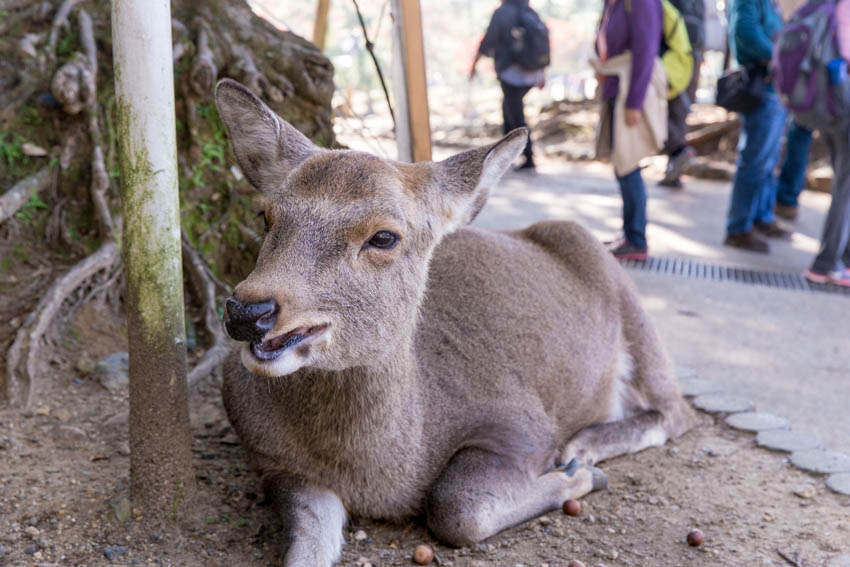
[658,178,684,189]
[660,146,695,188]
[754,220,792,239]
[775,203,799,221]
[609,239,648,261]
[724,231,770,253]
[805,269,850,287]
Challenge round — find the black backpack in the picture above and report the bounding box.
[509,5,551,71]
[669,0,706,50]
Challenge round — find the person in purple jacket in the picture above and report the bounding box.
[597,0,663,260]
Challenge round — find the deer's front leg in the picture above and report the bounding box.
[425,448,607,547]
[263,473,347,567]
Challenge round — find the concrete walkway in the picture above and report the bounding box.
[477,160,832,273]
[474,161,850,454]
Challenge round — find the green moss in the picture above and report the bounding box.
[56,27,81,64]
[173,57,190,81]
[195,103,228,143]
[17,105,43,126]
[104,94,121,180]
[116,97,186,345]
[0,130,43,187]
[14,193,48,225]
[0,131,28,169]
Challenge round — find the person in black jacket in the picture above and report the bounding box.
[470,0,545,172]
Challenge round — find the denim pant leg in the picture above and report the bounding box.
[812,123,850,274]
[777,120,814,208]
[500,81,533,159]
[617,167,648,249]
[727,95,787,234]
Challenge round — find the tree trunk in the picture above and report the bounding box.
[112,0,195,517]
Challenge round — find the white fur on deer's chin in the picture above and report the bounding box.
[240,335,332,378]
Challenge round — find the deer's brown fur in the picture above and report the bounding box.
[215,79,697,566]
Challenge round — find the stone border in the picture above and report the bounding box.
[676,366,850,498]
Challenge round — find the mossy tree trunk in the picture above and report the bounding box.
[112,0,195,516]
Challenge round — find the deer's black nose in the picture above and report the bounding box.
[223,297,278,343]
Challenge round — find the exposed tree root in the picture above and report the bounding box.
[46,0,82,67]
[182,235,232,387]
[189,20,217,98]
[4,2,124,405]
[687,118,741,154]
[231,43,284,103]
[77,8,96,71]
[0,166,53,224]
[6,241,120,406]
[78,8,114,240]
[50,52,92,115]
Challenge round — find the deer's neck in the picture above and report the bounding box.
[288,348,424,453]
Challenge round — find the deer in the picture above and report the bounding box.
[214,78,697,567]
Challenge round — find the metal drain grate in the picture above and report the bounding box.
[620,257,850,297]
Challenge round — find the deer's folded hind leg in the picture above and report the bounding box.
[426,448,606,547]
[560,410,669,467]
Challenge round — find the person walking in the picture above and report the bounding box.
[723,0,791,253]
[471,0,548,172]
[593,0,666,260]
[775,119,813,221]
[803,0,850,286]
[659,0,706,189]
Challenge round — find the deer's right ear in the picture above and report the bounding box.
[214,78,318,191]
[430,128,528,232]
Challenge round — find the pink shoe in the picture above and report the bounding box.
[609,239,648,261]
[805,269,850,287]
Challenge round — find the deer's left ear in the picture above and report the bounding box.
[430,128,527,231]
[215,78,319,192]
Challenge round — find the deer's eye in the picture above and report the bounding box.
[257,211,269,233]
[366,231,398,250]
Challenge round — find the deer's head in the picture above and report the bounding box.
[215,79,526,378]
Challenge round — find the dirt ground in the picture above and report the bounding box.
[0,302,848,567]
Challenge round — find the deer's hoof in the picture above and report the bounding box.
[587,466,608,492]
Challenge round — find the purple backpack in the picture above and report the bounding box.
[773,0,850,130]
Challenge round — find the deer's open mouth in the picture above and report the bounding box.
[250,323,329,361]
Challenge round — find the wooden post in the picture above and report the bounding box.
[313,0,331,51]
[391,0,431,162]
[112,0,196,516]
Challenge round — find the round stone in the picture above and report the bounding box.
[679,378,722,397]
[691,393,754,414]
[826,473,850,496]
[790,450,850,474]
[756,429,822,453]
[725,412,789,432]
[827,553,850,567]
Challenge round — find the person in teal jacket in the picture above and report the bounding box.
[724,0,792,253]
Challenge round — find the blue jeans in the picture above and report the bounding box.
[617,167,647,249]
[777,120,813,208]
[727,94,788,235]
